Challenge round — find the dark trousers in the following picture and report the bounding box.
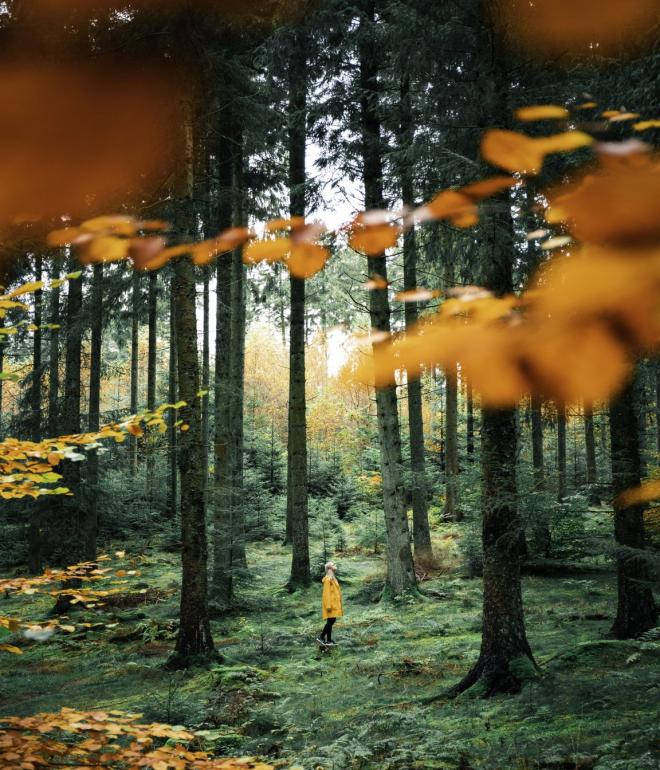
[320,617,336,641]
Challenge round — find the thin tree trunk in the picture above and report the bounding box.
[608,374,657,638]
[202,266,210,510]
[399,71,432,558]
[146,270,157,496]
[168,271,178,519]
[466,381,475,462]
[584,401,600,505]
[444,365,460,521]
[130,270,140,476]
[359,0,416,596]
[557,403,567,501]
[655,361,660,454]
[230,125,247,570]
[85,263,103,562]
[27,255,43,574]
[47,258,61,437]
[287,29,311,589]
[530,393,550,557]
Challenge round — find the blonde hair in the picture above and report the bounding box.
[325,561,337,574]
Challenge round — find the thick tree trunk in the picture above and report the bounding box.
[359,0,416,596]
[172,254,214,662]
[655,362,660,454]
[584,401,600,505]
[455,2,535,691]
[85,263,103,562]
[287,30,311,589]
[146,270,157,497]
[557,403,567,501]
[202,266,210,511]
[212,85,236,608]
[47,259,61,438]
[168,271,178,519]
[398,72,432,559]
[444,365,460,521]
[608,375,657,638]
[130,270,140,476]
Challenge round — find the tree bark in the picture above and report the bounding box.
[212,80,236,608]
[557,402,567,501]
[130,270,140,476]
[444,365,460,521]
[655,362,660,454]
[146,270,157,496]
[398,71,432,558]
[27,255,44,574]
[584,401,600,504]
[85,263,103,562]
[608,375,657,638]
[202,265,210,511]
[47,258,61,437]
[531,393,544,491]
[287,28,311,589]
[466,381,475,462]
[168,270,178,519]
[359,0,416,596]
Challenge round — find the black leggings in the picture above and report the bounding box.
[320,617,336,642]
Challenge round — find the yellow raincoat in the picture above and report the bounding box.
[322,575,343,619]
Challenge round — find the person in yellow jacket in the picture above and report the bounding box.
[316,561,343,646]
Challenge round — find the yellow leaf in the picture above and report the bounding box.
[364,275,389,290]
[47,227,82,247]
[8,281,44,298]
[286,243,329,279]
[515,105,569,121]
[423,190,476,224]
[540,236,572,250]
[602,110,640,121]
[616,480,660,509]
[243,237,291,265]
[79,236,130,265]
[265,216,305,233]
[0,644,22,654]
[349,222,400,255]
[482,130,593,174]
[394,288,440,303]
[460,176,518,200]
[633,119,660,131]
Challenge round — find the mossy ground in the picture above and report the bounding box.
[1,524,658,770]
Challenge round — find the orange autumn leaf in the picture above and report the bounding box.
[394,288,440,303]
[364,274,389,290]
[349,222,401,255]
[495,0,659,57]
[482,130,593,174]
[616,480,660,509]
[286,243,330,279]
[422,190,477,226]
[515,105,569,121]
[78,236,130,265]
[549,156,660,246]
[0,61,179,225]
[129,237,169,271]
[265,216,306,233]
[243,237,292,265]
[602,110,640,122]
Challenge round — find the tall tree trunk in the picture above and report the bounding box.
[85,263,103,562]
[398,71,432,558]
[212,83,236,608]
[454,0,535,693]
[146,270,157,497]
[47,258,61,438]
[584,401,600,504]
[608,374,657,638]
[230,126,247,570]
[444,365,460,521]
[168,271,178,519]
[287,29,311,589]
[27,255,44,574]
[531,393,544,490]
[466,381,475,462]
[359,0,416,596]
[530,393,550,557]
[171,109,214,663]
[557,403,567,501]
[30,255,43,442]
[130,270,140,476]
[655,361,660,454]
[202,266,210,511]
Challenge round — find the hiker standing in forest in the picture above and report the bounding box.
[317,561,343,646]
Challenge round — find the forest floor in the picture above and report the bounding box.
[1,522,659,770]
